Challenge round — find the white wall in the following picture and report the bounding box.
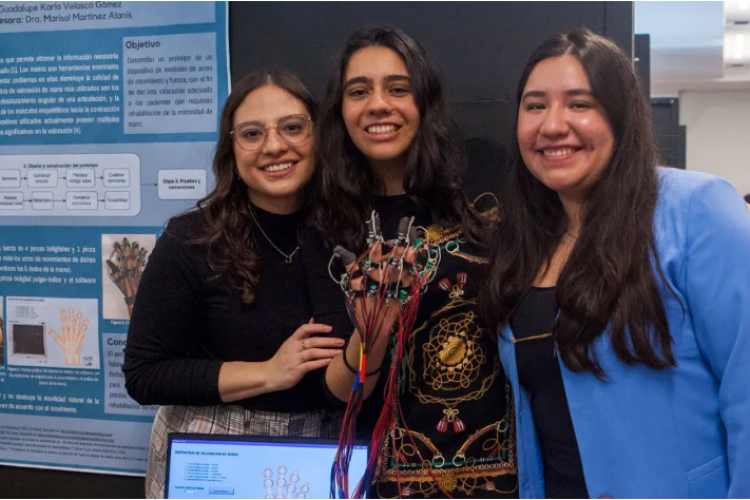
[679,89,750,197]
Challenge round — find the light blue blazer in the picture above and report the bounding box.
[498,168,750,498]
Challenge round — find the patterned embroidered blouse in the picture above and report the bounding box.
[303,195,518,498]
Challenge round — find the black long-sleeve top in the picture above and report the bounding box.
[123,206,332,413]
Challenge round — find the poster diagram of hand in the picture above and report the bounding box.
[6,296,99,369]
[48,307,88,366]
[105,237,149,317]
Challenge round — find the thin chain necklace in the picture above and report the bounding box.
[248,206,299,264]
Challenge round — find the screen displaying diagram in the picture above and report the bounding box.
[167,440,369,499]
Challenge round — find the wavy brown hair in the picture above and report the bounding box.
[481,29,677,377]
[190,71,316,303]
[308,25,486,250]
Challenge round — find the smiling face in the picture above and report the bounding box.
[341,45,421,169]
[517,55,615,203]
[232,85,314,213]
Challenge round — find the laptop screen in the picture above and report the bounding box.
[166,434,369,499]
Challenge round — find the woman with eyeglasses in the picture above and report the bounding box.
[123,71,344,499]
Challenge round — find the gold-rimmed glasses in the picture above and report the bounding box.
[230,114,312,152]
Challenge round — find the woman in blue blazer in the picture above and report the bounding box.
[481,29,750,498]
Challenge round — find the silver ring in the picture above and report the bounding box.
[301,339,307,351]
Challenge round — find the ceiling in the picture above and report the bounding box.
[635,1,750,95]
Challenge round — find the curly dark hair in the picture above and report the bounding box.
[190,71,316,304]
[480,29,677,377]
[308,25,485,249]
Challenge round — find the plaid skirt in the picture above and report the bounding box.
[145,405,343,499]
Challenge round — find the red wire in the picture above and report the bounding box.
[335,242,441,499]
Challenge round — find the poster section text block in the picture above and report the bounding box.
[103,333,156,417]
[0,50,121,140]
[0,413,151,473]
[124,33,218,135]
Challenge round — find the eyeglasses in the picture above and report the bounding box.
[230,114,312,152]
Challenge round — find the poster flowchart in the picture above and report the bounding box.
[0,153,141,215]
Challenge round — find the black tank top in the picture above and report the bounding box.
[509,287,588,499]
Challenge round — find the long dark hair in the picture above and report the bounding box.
[481,29,676,377]
[191,71,316,304]
[308,25,484,249]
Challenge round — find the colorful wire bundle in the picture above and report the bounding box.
[328,213,440,499]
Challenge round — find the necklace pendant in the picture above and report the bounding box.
[285,255,293,264]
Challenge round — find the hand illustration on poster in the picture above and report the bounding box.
[48,308,89,366]
[102,234,155,319]
[5,297,100,370]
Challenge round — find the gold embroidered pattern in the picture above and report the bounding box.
[435,226,488,265]
[409,342,499,407]
[424,224,463,247]
[422,313,485,392]
[377,384,517,498]
[374,222,517,498]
